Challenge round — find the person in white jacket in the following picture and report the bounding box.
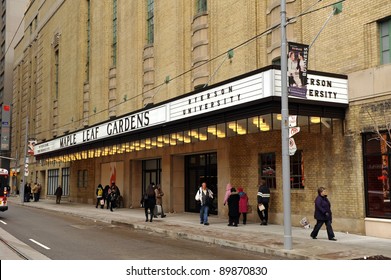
[195,182,214,226]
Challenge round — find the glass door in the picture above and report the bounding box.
[185,153,217,214]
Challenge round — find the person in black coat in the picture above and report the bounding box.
[141,183,156,222]
[257,179,270,225]
[227,187,240,227]
[109,187,118,212]
[55,185,63,204]
[103,185,110,209]
[310,187,337,241]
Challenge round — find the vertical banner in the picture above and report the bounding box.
[287,42,308,98]
[28,139,37,155]
[100,162,124,194]
[1,104,11,150]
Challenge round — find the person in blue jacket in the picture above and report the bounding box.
[310,187,337,241]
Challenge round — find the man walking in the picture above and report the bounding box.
[195,182,213,226]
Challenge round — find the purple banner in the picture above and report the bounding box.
[287,42,309,98]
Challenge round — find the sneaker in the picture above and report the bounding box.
[204,222,209,226]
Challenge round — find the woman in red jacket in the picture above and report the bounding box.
[238,187,249,225]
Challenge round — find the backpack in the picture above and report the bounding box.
[111,192,118,202]
[97,188,103,197]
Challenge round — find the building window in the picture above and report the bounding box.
[259,151,304,190]
[196,0,207,14]
[147,0,154,44]
[380,19,391,65]
[259,153,276,189]
[363,132,391,219]
[290,150,304,189]
[272,57,281,66]
[48,169,59,195]
[112,0,118,66]
[62,168,70,196]
[78,170,88,188]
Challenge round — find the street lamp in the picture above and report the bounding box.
[280,0,292,250]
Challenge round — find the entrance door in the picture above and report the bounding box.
[185,153,217,214]
[142,159,161,194]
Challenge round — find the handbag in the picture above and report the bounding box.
[100,199,104,206]
[154,204,162,215]
[258,203,265,212]
[143,193,148,201]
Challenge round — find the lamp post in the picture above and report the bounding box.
[280,0,292,250]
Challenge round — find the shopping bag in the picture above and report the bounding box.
[154,204,162,215]
[258,203,265,212]
[300,217,311,229]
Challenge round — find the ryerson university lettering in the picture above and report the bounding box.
[183,86,239,115]
[307,78,338,99]
[34,68,347,156]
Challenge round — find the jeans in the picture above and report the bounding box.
[200,205,209,224]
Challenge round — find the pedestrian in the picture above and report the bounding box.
[142,183,156,222]
[111,181,121,198]
[103,184,110,209]
[223,183,232,206]
[109,186,118,212]
[55,185,63,204]
[95,184,104,208]
[195,182,213,226]
[154,184,166,218]
[24,183,31,202]
[227,187,240,227]
[37,183,42,201]
[310,187,337,241]
[32,182,39,202]
[238,187,249,225]
[257,179,270,225]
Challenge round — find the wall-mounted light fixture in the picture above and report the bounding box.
[310,116,321,124]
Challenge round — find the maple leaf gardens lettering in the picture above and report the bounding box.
[59,111,150,148]
[106,112,150,136]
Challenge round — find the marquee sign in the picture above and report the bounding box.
[35,68,348,155]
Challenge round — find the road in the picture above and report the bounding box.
[0,204,284,260]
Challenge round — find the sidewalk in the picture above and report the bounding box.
[3,196,391,260]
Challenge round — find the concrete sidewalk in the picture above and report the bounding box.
[2,196,391,260]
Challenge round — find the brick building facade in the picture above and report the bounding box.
[11,0,391,238]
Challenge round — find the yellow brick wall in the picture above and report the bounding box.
[15,0,391,145]
[11,0,391,234]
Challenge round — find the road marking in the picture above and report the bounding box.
[29,239,51,250]
[0,220,6,225]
